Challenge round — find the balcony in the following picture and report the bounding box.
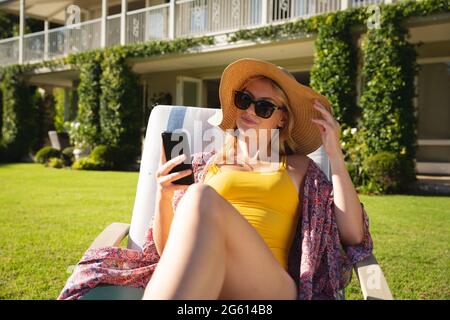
[0,0,392,66]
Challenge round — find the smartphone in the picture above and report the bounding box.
[161,131,195,185]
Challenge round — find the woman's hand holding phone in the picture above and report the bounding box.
[156,142,193,199]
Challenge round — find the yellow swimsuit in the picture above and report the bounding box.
[203,155,299,271]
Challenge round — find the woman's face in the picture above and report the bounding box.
[235,78,287,134]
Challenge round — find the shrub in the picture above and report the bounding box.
[361,151,415,194]
[34,146,61,164]
[71,157,105,171]
[46,157,64,168]
[61,147,75,166]
[69,144,138,171]
[89,145,109,163]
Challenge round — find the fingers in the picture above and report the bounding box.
[158,168,193,185]
[157,154,187,177]
[313,100,336,124]
[311,118,329,132]
[313,100,341,132]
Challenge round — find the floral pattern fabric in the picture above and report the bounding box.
[58,150,373,300]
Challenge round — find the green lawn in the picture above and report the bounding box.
[0,163,449,300]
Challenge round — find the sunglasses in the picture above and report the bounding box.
[234,90,286,119]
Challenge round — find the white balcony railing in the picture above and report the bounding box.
[269,0,343,23]
[127,3,170,44]
[0,37,19,65]
[175,0,263,37]
[0,0,392,66]
[107,14,121,47]
[352,0,388,8]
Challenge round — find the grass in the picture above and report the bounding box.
[0,163,449,300]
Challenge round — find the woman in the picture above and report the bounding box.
[58,58,372,300]
[144,58,371,299]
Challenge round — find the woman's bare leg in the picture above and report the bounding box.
[142,183,298,300]
[143,184,226,299]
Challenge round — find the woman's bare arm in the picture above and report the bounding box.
[152,145,192,256]
[152,190,176,257]
[311,99,365,246]
[329,150,364,246]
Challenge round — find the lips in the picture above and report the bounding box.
[241,114,258,125]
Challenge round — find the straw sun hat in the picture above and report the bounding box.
[208,58,333,155]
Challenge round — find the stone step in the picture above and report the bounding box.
[414,175,450,195]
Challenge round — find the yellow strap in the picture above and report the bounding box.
[210,163,219,174]
[280,155,287,169]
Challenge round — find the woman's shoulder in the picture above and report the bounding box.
[286,154,330,187]
[286,154,311,172]
[290,154,333,193]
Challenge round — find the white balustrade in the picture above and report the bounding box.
[0,37,19,65]
[269,0,342,23]
[126,4,170,44]
[352,0,386,8]
[175,0,263,37]
[46,19,102,60]
[106,14,121,47]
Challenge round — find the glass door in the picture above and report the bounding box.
[176,76,203,107]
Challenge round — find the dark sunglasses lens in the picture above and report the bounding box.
[255,101,276,118]
[235,91,252,110]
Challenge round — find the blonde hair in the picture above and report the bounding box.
[204,75,300,172]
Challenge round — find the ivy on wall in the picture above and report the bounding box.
[98,49,141,164]
[309,11,359,127]
[357,1,442,193]
[67,52,103,149]
[1,67,38,161]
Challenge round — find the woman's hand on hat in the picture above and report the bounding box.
[311,99,342,159]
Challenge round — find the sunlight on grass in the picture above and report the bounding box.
[0,163,449,299]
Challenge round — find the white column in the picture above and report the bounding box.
[44,20,49,60]
[384,0,393,4]
[261,0,268,25]
[169,0,176,39]
[145,0,150,41]
[341,0,352,10]
[101,0,108,48]
[120,0,127,45]
[19,0,25,64]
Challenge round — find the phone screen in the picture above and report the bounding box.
[161,131,195,185]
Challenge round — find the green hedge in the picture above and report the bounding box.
[34,146,61,164]
[1,67,38,161]
[98,49,141,165]
[309,11,359,127]
[69,52,102,149]
[359,6,420,193]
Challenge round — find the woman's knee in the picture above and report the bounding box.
[175,183,223,225]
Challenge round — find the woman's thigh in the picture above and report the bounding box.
[187,184,298,300]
